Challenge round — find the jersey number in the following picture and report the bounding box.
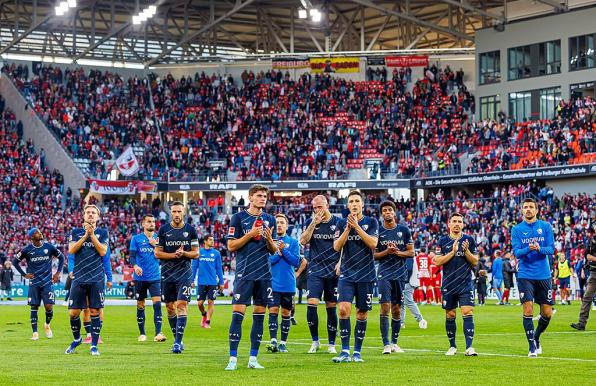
[267,287,273,299]
[182,286,192,296]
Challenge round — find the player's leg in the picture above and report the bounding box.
[390,281,404,352]
[226,279,251,370]
[163,282,178,339]
[197,285,208,327]
[278,294,293,352]
[306,276,322,351]
[324,277,338,352]
[28,285,40,340]
[534,279,554,354]
[267,292,280,352]
[205,285,217,327]
[149,281,165,341]
[403,282,426,328]
[378,279,392,352]
[444,307,457,355]
[572,272,596,330]
[43,303,54,339]
[88,282,105,355]
[426,284,434,305]
[351,282,373,362]
[518,279,538,356]
[171,282,192,353]
[65,282,85,353]
[246,280,269,368]
[136,282,147,340]
[333,280,354,362]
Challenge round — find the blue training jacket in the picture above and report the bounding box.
[191,248,225,286]
[269,234,301,293]
[511,220,555,280]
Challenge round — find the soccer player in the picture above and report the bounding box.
[191,234,225,328]
[14,228,65,340]
[374,201,414,354]
[433,212,479,357]
[511,198,555,357]
[129,214,166,342]
[555,253,572,305]
[155,201,199,354]
[492,251,504,304]
[65,204,112,356]
[225,184,278,370]
[416,249,432,304]
[266,214,306,353]
[332,191,378,363]
[299,195,342,354]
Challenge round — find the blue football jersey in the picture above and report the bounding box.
[303,216,342,278]
[69,227,109,284]
[129,233,160,282]
[336,216,379,282]
[438,234,477,294]
[16,242,64,287]
[511,220,555,280]
[376,224,413,281]
[157,223,199,283]
[191,248,225,286]
[227,210,277,281]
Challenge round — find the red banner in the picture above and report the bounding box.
[88,180,158,195]
[385,55,429,67]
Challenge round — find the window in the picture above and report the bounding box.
[539,87,562,119]
[509,91,531,121]
[479,51,500,85]
[480,95,501,120]
[570,33,595,71]
[508,40,561,80]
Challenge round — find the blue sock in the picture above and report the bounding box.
[268,313,278,341]
[229,312,244,357]
[339,318,351,353]
[175,315,187,345]
[250,313,265,357]
[446,317,456,348]
[281,316,291,342]
[153,302,162,335]
[70,316,81,340]
[380,315,390,346]
[326,307,338,345]
[30,308,38,333]
[523,316,536,351]
[307,304,319,342]
[462,315,475,349]
[354,319,367,353]
[496,290,503,302]
[168,315,177,336]
[45,309,53,324]
[137,307,146,335]
[534,316,550,347]
[391,318,401,345]
[90,315,101,347]
[83,321,91,335]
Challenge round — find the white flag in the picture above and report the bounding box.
[115,146,140,176]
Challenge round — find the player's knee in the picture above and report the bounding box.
[356,310,368,320]
[197,300,204,307]
[207,300,214,306]
[44,304,52,311]
[30,305,39,311]
[379,303,390,315]
[89,308,100,317]
[253,305,266,314]
[281,308,291,317]
[338,303,351,318]
[308,298,320,306]
[269,306,279,314]
[69,309,81,318]
[325,301,336,308]
[136,301,145,309]
[391,306,401,319]
[445,310,456,319]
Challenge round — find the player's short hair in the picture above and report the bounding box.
[83,204,100,214]
[275,213,289,223]
[522,198,537,207]
[248,184,269,196]
[141,214,154,222]
[170,200,184,208]
[379,200,396,212]
[347,190,363,200]
[203,234,213,242]
[450,212,464,220]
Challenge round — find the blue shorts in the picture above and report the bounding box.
[197,284,218,301]
[441,287,475,310]
[69,281,105,310]
[337,280,374,311]
[307,276,338,302]
[517,278,554,305]
[233,279,272,306]
[135,280,161,301]
[492,278,503,289]
[558,277,570,289]
[162,281,192,303]
[269,291,294,309]
[378,279,404,305]
[28,284,55,307]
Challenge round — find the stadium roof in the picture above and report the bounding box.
[0,0,593,66]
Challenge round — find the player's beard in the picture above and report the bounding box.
[172,218,183,226]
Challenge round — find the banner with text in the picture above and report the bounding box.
[272,57,310,70]
[310,57,360,73]
[88,180,158,195]
[385,55,429,67]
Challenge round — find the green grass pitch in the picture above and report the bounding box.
[0,302,594,385]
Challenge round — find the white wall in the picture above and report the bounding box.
[547,176,596,196]
[475,6,596,114]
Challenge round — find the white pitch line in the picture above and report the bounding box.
[293,331,596,340]
[288,342,596,363]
